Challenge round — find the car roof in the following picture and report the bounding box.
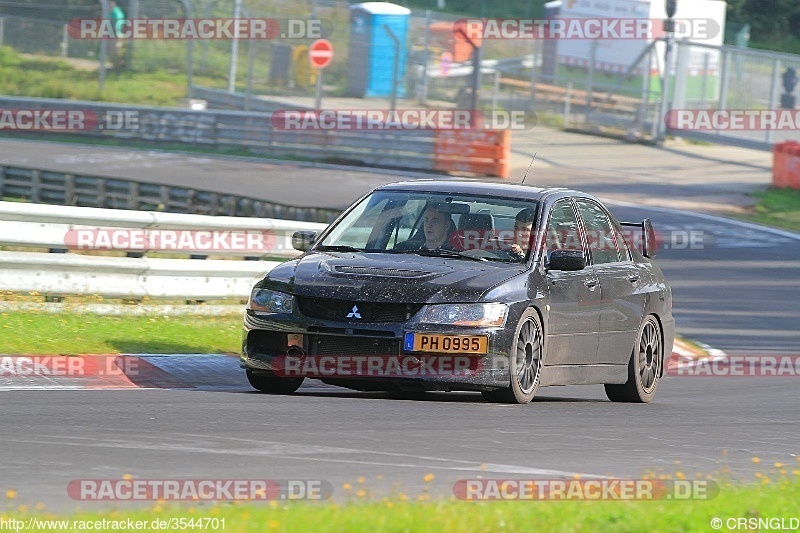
[375,179,584,201]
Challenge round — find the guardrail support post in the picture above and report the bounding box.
[64,174,76,205]
[128,182,140,210]
[30,170,41,203]
[97,179,108,208]
[159,186,170,211]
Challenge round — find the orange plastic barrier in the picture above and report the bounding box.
[773,141,800,190]
[433,130,511,178]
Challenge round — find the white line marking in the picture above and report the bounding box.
[0,434,606,479]
[604,199,800,241]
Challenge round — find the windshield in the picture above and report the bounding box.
[315,190,539,263]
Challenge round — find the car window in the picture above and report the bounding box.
[610,219,632,260]
[545,200,583,252]
[315,190,538,263]
[386,200,427,247]
[575,199,623,264]
[322,196,392,249]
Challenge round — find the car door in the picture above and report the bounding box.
[574,199,645,365]
[543,199,601,366]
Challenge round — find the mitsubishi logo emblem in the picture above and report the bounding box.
[346,305,362,319]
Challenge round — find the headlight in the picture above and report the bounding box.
[418,303,508,327]
[249,288,294,314]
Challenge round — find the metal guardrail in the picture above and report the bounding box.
[0,201,327,300]
[0,201,328,259]
[0,95,438,172]
[0,94,511,177]
[0,164,342,223]
[0,251,280,300]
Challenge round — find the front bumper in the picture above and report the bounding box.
[241,309,515,390]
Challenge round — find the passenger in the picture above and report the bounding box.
[505,208,536,259]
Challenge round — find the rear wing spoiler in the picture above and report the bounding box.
[620,219,658,259]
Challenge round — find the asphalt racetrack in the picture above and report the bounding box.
[2,189,799,509]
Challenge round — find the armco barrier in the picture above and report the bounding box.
[0,201,327,299]
[0,251,279,300]
[0,164,342,223]
[0,201,328,259]
[0,95,513,178]
[433,130,511,178]
[772,142,800,190]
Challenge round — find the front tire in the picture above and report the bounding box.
[605,315,662,403]
[482,310,543,404]
[246,369,304,395]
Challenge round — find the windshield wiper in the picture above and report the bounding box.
[414,248,487,262]
[315,245,364,253]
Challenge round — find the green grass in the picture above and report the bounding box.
[737,187,800,233]
[0,46,224,106]
[4,477,800,532]
[0,311,242,355]
[751,37,800,55]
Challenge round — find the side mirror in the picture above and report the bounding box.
[292,230,317,252]
[548,249,586,271]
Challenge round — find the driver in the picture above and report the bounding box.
[396,202,458,250]
[421,204,456,249]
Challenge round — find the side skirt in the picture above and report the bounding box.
[541,364,628,386]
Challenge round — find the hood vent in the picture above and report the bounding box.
[332,266,435,279]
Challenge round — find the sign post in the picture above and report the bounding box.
[309,39,334,111]
[657,0,678,142]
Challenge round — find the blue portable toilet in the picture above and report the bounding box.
[347,2,410,98]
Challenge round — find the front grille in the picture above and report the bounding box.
[310,335,400,356]
[297,297,422,323]
[333,266,433,278]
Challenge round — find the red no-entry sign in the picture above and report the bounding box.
[309,39,334,69]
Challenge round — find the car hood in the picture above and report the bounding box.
[260,252,526,304]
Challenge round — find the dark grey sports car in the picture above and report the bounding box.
[241,180,674,404]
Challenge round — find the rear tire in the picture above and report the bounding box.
[246,369,304,395]
[481,310,543,404]
[605,315,662,403]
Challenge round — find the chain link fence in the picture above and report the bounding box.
[665,40,800,148]
[1,1,799,149]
